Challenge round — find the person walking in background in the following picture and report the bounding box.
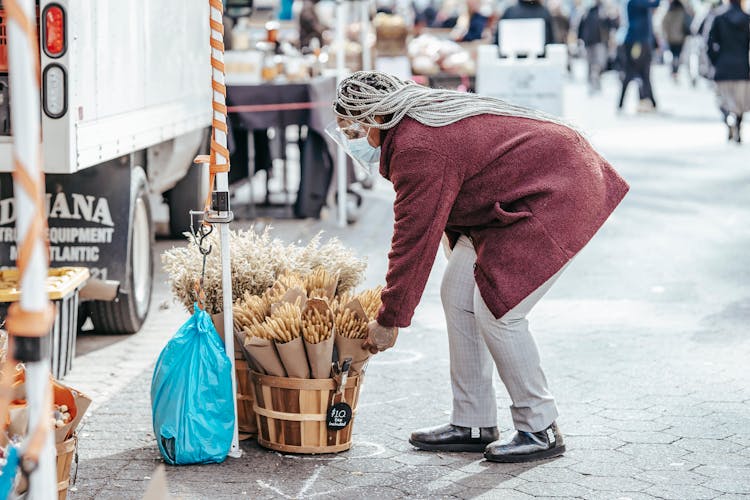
[549,0,571,44]
[579,0,616,93]
[299,0,326,49]
[459,0,492,41]
[661,0,692,81]
[696,0,722,80]
[707,0,750,143]
[618,0,660,112]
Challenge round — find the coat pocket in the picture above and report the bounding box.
[493,202,532,226]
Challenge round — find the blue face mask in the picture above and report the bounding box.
[348,137,381,166]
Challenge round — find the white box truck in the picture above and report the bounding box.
[0,0,226,334]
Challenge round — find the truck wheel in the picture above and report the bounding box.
[89,167,154,334]
[166,163,208,238]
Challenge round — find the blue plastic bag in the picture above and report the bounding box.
[0,445,19,498]
[151,305,234,465]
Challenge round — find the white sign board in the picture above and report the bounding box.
[498,19,545,58]
[476,45,566,116]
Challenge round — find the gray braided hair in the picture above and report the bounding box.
[334,71,575,131]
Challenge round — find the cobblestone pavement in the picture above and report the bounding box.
[65,65,750,499]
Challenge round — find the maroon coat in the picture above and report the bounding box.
[375,115,629,328]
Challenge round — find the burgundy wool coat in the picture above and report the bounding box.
[375,115,629,328]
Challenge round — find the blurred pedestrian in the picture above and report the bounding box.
[299,0,325,49]
[459,0,491,41]
[331,71,629,463]
[578,0,615,93]
[549,0,571,44]
[500,0,555,46]
[661,0,692,81]
[279,0,294,20]
[707,0,750,143]
[696,0,722,79]
[618,0,661,112]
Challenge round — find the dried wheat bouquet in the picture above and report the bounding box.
[334,307,369,339]
[356,286,383,320]
[302,303,335,344]
[233,291,269,336]
[304,267,338,301]
[263,302,303,344]
[161,227,366,314]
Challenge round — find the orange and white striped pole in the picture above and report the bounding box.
[207,0,241,458]
[4,0,57,496]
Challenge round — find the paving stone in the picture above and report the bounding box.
[609,494,666,500]
[643,483,723,500]
[565,449,630,464]
[598,409,661,422]
[569,461,644,478]
[692,465,750,482]
[576,475,652,493]
[515,466,587,484]
[701,478,750,495]
[673,438,743,454]
[681,452,750,467]
[515,480,594,498]
[725,434,750,447]
[614,431,681,444]
[567,435,627,450]
[638,469,709,486]
[658,417,735,440]
[470,489,536,500]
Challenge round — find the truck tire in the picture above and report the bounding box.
[166,163,208,238]
[89,167,154,334]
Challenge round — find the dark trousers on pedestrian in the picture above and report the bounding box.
[586,44,607,93]
[668,42,683,75]
[618,42,657,109]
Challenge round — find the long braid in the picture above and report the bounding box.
[334,71,576,131]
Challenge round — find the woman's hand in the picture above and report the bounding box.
[362,320,399,354]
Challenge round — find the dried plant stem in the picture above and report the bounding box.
[357,286,383,320]
[302,307,334,344]
[265,302,302,344]
[334,307,368,339]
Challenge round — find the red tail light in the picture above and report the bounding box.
[44,5,65,57]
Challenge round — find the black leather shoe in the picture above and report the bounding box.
[484,422,565,463]
[409,423,499,452]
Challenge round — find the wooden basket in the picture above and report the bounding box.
[56,435,77,500]
[251,371,362,454]
[234,351,258,437]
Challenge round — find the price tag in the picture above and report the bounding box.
[327,402,353,430]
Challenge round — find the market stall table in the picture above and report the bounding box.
[226,76,338,219]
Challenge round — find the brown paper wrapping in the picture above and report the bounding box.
[334,333,372,375]
[345,298,368,319]
[52,379,78,442]
[275,336,311,379]
[213,312,264,373]
[68,388,92,436]
[325,272,339,301]
[282,287,307,308]
[244,336,287,377]
[301,299,335,379]
[304,334,334,379]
